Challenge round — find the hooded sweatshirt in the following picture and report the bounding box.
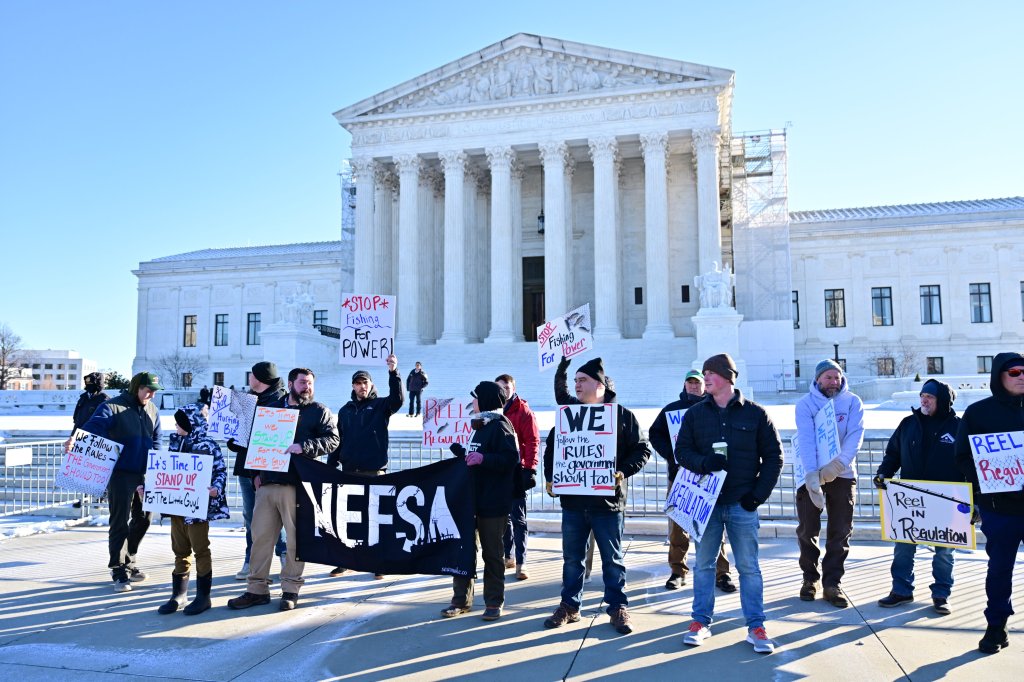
[794,375,865,479]
[954,351,1024,515]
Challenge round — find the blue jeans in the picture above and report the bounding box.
[890,542,954,599]
[503,498,528,565]
[240,476,286,562]
[691,502,764,629]
[979,506,1024,625]
[560,508,627,613]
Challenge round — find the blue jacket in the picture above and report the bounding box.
[82,391,161,475]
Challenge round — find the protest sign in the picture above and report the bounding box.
[293,456,476,576]
[966,431,1024,494]
[207,385,258,445]
[792,399,840,484]
[879,478,975,549]
[536,303,594,371]
[245,407,299,472]
[422,397,473,448]
[142,451,214,518]
[552,403,617,496]
[339,293,395,366]
[665,409,687,449]
[665,467,728,542]
[54,430,122,496]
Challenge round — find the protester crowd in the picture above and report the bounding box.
[65,350,1024,656]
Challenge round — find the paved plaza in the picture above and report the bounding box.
[0,523,1021,681]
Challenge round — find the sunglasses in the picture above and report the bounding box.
[1006,368,1024,377]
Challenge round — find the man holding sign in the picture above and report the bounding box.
[676,353,782,654]
[228,367,339,613]
[543,357,650,635]
[794,359,864,608]
[874,379,963,614]
[954,352,1024,654]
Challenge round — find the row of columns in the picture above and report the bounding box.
[351,128,723,345]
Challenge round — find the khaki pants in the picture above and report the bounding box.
[170,516,212,575]
[247,484,305,595]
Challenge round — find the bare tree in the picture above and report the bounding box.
[895,340,921,378]
[864,343,897,377]
[0,323,29,390]
[153,351,209,390]
[865,341,921,378]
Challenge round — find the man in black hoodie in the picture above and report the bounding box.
[67,372,110,508]
[874,379,962,614]
[954,351,1024,654]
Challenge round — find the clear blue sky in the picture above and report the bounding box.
[1,1,1021,374]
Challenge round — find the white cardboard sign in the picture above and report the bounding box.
[339,293,395,366]
[207,385,258,445]
[142,451,214,518]
[53,430,122,496]
[665,409,687,449]
[552,403,617,496]
[665,467,728,543]
[967,431,1024,494]
[422,397,474,448]
[793,399,840,484]
[245,407,299,472]
[879,478,975,549]
[536,303,593,372]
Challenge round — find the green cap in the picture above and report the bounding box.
[684,370,704,382]
[136,372,164,390]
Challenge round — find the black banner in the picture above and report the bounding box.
[292,457,476,577]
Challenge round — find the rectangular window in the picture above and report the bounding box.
[794,359,801,378]
[634,287,643,305]
[247,313,261,345]
[181,372,193,388]
[57,363,64,369]
[824,289,846,328]
[214,314,229,346]
[213,372,225,386]
[313,309,328,327]
[792,290,800,329]
[876,357,895,376]
[970,283,992,323]
[183,315,197,347]
[68,373,77,380]
[920,285,942,324]
[44,363,52,369]
[871,287,893,326]
[926,357,944,374]
[680,286,690,304]
[978,356,993,374]
[245,371,252,387]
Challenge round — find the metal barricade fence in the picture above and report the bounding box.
[2,437,892,521]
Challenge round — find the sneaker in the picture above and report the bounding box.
[716,574,737,593]
[129,567,147,583]
[279,592,299,611]
[227,591,271,609]
[665,573,685,590]
[979,623,1009,654]
[482,606,502,621]
[440,604,471,618]
[682,620,711,646]
[111,567,132,593]
[609,605,633,634]
[504,557,515,570]
[235,563,250,580]
[878,592,913,608]
[516,565,529,581]
[329,566,347,577]
[799,580,819,601]
[932,597,951,615]
[544,602,581,629]
[823,586,849,608]
[746,626,775,654]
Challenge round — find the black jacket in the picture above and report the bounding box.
[72,389,110,430]
[406,368,429,393]
[228,379,287,478]
[955,351,1024,515]
[81,392,161,475]
[329,369,403,472]
[674,389,783,505]
[462,412,519,517]
[258,397,339,487]
[649,391,706,480]
[879,406,962,483]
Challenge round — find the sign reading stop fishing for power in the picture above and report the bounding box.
[967,431,1024,494]
[879,479,975,550]
[665,467,727,543]
[339,293,395,366]
[552,403,617,496]
[142,451,214,518]
[245,407,299,473]
[54,430,122,496]
[537,303,593,371]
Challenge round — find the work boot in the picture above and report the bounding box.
[183,573,212,615]
[878,592,913,608]
[665,573,685,590]
[799,580,818,601]
[979,622,1009,654]
[544,602,581,629]
[823,585,849,608]
[716,574,737,593]
[157,572,190,614]
[227,591,271,609]
[279,592,299,611]
[609,605,633,634]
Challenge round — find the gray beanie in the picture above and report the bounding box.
[815,359,843,382]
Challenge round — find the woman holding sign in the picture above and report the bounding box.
[954,351,1024,654]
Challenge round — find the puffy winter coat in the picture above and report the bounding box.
[878,380,962,483]
[168,402,230,524]
[82,392,161,474]
[461,412,519,517]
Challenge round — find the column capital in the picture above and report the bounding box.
[538,140,569,168]
[394,153,421,176]
[510,158,525,181]
[564,155,576,180]
[691,127,722,155]
[588,136,619,164]
[639,131,669,159]
[485,146,516,171]
[350,156,376,181]
[439,150,467,173]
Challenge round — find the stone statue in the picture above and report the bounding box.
[694,261,735,309]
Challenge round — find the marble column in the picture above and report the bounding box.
[510,160,525,341]
[485,146,515,342]
[372,163,395,294]
[464,166,480,341]
[395,153,421,347]
[693,127,723,274]
[588,136,622,340]
[351,156,376,293]
[640,132,673,339]
[438,150,467,343]
[539,141,569,320]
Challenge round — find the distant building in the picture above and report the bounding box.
[23,350,97,391]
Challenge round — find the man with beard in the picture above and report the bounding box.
[795,359,864,608]
[874,379,962,614]
[326,354,403,578]
[228,368,339,612]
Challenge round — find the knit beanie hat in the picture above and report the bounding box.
[471,381,507,412]
[702,353,738,383]
[251,361,279,384]
[352,370,373,384]
[814,358,843,382]
[576,357,607,386]
[173,409,194,434]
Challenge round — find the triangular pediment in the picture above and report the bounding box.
[334,33,733,124]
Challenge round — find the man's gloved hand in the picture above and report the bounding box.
[449,443,466,458]
[804,472,825,510]
[740,493,761,512]
[523,469,538,490]
[226,438,246,454]
[557,355,571,373]
[545,481,556,498]
[819,457,846,483]
[872,473,888,490]
[706,454,728,472]
[465,451,484,466]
